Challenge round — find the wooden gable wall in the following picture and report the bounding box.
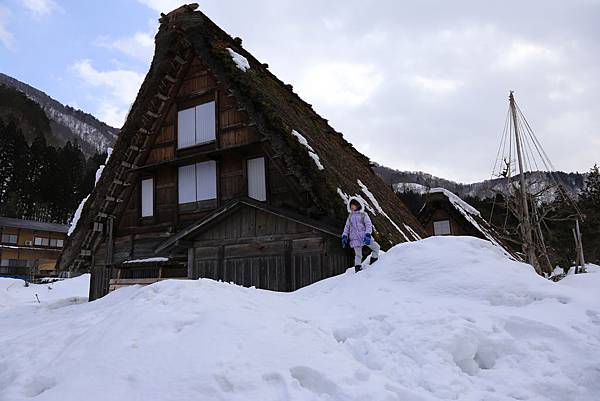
[106,54,311,265]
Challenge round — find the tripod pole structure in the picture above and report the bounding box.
[509,91,542,275]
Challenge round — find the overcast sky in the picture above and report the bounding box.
[0,0,598,182]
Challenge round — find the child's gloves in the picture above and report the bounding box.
[364,233,372,245]
[342,235,349,248]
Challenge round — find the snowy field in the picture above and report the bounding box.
[1,237,599,401]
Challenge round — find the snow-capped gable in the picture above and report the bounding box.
[420,188,519,260]
[430,187,480,216]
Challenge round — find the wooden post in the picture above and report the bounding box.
[576,219,585,271]
[572,228,580,274]
[106,217,114,266]
[187,247,195,279]
[509,92,542,275]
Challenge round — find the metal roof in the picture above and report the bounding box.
[0,216,69,233]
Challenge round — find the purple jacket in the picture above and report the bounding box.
[343,211,373,248]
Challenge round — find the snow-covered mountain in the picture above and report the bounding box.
[0,73,118,156]
[374,164,586,201]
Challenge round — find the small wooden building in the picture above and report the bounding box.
[58,4,425,300]
[0,216,68,279]
[418,188,518,258]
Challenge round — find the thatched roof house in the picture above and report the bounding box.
[419,188,519,259]
[59,4,425,299]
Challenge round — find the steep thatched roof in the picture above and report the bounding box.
[59,4,424,270]
[419,188,521,260]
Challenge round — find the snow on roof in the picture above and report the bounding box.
[226,48,250,72]
[122,257,169,264]
[67,195,89,236]
[404,224,422,241]
[68,148,113,236]
[358,180,410,242]
[291,130,324,170]
[430,187,480,216]
[429,188,511,257]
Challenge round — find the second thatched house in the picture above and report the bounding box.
[418,188,519,259]
[59,4,425,300]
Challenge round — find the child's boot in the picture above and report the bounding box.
[355,265,362,273]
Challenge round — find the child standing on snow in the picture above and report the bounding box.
[342,197,380,272]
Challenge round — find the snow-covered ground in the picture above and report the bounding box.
[1,237,599,401]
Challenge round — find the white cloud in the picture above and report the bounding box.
[136,0,181,13]
[297,62,384,107]
[71,59,145,127]
[97,31,155,62]
[408,75,463,96]
[21,0,61,17]
[497,41,558,70]
[0,6,14,50]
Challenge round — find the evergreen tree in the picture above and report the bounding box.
[579,165,600,263]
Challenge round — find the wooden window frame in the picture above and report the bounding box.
[175,92,219,151]
[243,154,270,203]
[433,219,452,236]
[138,175,157,224]
[1,233,18,244]
[177,160,219,214]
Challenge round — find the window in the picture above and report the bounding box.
[141,178,154,217]
[247,157,266,201]
[34,237,49,246]
[1,234,17,244]
[433,220,452,236]
[177,101,216,149]
[178,161,217,204]
[49,238,64,248]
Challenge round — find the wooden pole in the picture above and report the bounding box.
[576,219,585,272]
[509,92,542,275]
[572,228,580,274]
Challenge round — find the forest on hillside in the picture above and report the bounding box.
[0,119,105,224]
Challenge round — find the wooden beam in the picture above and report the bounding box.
[155,93,169,101]
[164,75,177,83]
[174,55,187,65]
[146,110,159,119]
[80,250,92,257]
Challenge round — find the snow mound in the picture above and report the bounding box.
[1,238,599,401]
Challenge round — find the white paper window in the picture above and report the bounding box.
[247,157,266,201]
[196,161,217,201]
[195,102,216,144]
[34,237,49,246]
[433,220,452,236]
[177,101,216,148]
[178,161,217,204]
[141,178,154,217]
[178,164,197,204]
[56,239,64,248]
[177,107,196,148]
[1,234,17,244]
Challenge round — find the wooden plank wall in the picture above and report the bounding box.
[191,206,350,291]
